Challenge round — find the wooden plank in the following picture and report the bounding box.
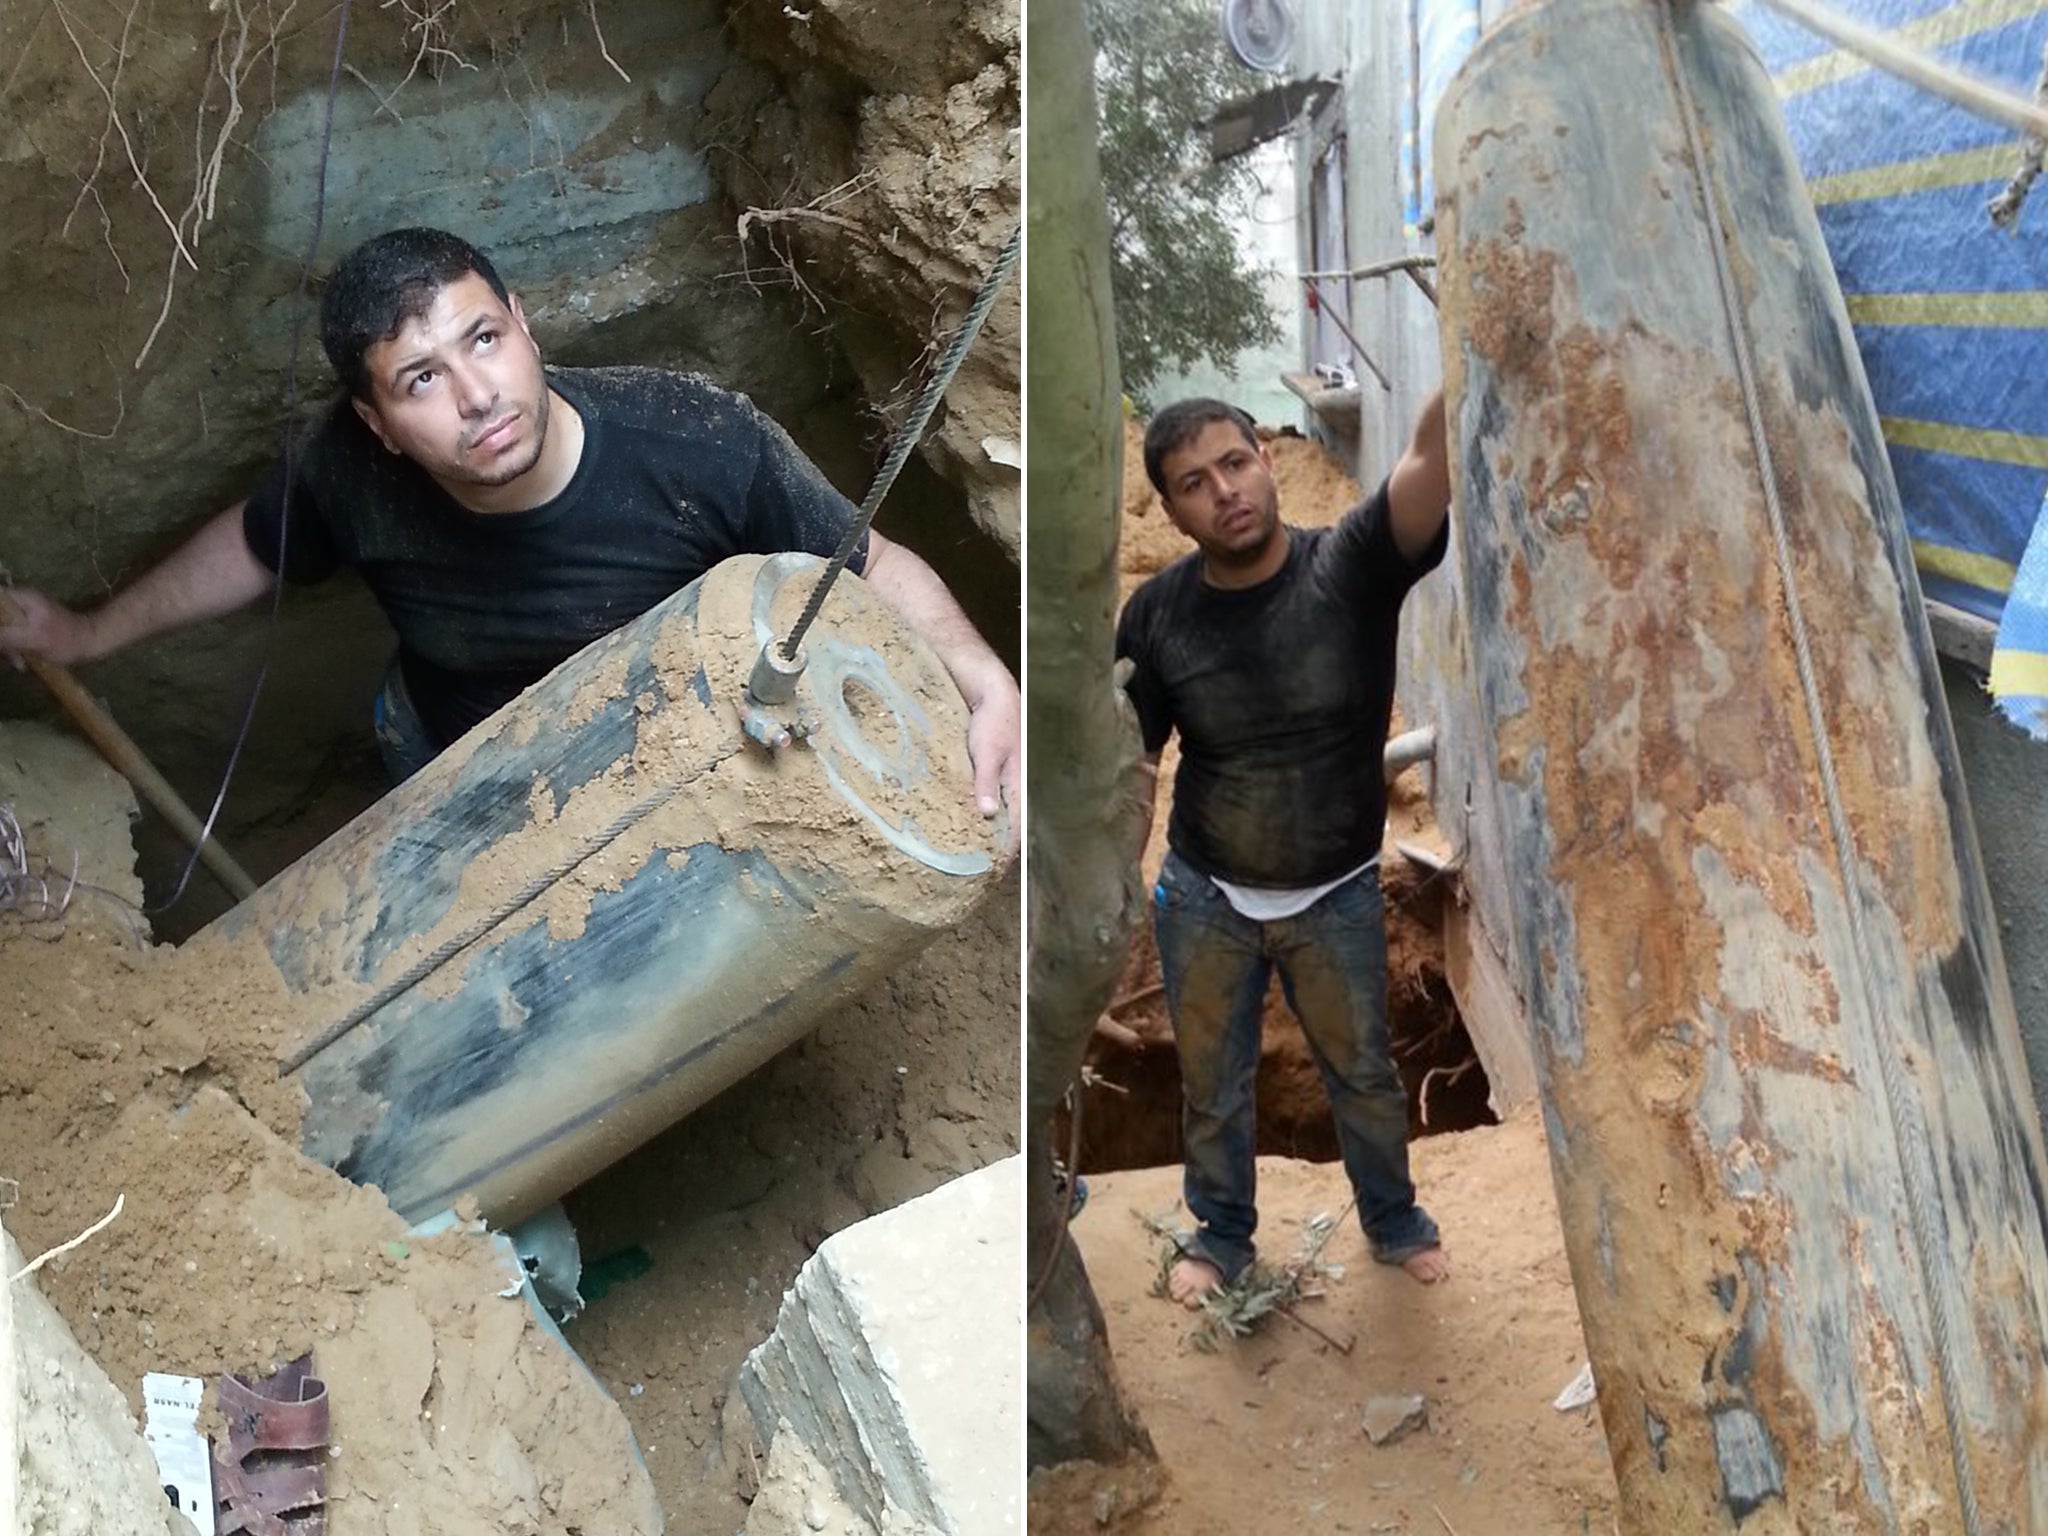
[1926,597,1996,673]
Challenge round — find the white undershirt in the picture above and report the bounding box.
[1210,855,1380,921]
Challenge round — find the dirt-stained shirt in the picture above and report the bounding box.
[242,365,868,748]
[1115,482,1446,888]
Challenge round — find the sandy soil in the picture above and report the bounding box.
[2,724,667,1535]
[0,556,1020,1535]
[1042,1118,1619,1535]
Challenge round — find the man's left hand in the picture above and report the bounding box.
[859,530,1021,856]
[966,669,1022,851]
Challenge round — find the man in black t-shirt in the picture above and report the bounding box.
[1116,394,1453,1305]
[2,229,1019,824]
[238,361,894,768]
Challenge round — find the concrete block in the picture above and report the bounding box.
[5,1226,195,1536]
[742,1157,1019,1535]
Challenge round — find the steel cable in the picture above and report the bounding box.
[778,222,1022,660]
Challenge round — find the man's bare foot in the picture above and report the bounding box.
[1166,1255,1225,1308]
[1401,1245,1450,1285]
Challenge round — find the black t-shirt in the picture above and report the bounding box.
[1115,483,1447,888]
[242,365,869,746]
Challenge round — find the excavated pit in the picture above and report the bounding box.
[1,2,1017,1531]
[1072,843,1496,1177]
[0,0,1019,942]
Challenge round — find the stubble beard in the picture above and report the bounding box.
[457,383,551,489]
[1200,489,1283,571]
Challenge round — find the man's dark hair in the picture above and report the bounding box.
[1142,398,1260,494]
[319,228,512,398]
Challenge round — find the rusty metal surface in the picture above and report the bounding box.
[1434,2,2048,1529]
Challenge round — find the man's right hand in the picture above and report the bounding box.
[0,589,99,671]
[3,503,274,673]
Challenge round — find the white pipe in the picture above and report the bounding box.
[1755,0,2048,139]
[1384,724,1437,783]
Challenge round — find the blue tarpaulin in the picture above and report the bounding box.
[1733,0,2048,629]
[1416,0,2048,636]
[1407,0,1483,233]
[1991,497,2048,734]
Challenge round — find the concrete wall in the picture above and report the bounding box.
[1291,0,1441,479]
[5,1224,195,1536]
[1292,1,1530,1014]
[743,1158,1020,1534]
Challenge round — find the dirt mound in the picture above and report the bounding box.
[1,675,1020,1533]
[719,0,1020,556]
[1,726,665,1532]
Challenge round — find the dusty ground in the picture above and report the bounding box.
[1,724,667,1534]
[1039,1117,1619,1534]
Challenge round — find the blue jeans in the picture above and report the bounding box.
[371,658,437,786]
[1153,849,1438,1282]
